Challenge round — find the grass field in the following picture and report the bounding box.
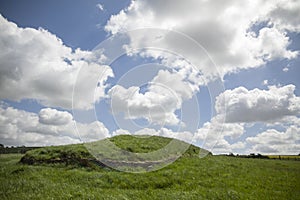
[266,155,300,160]
[0,136,299,199]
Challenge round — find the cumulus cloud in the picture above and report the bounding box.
[193,84,300,154]
[0,15,113,110]
[76,121,110,142]
[103,0,300,153]
[38,108,73,125]
[0,106,109,146]
[193,116,245,154]
[108,65,203,126]
[266,0,300,32]
[253,27,297,60]
[134,128,160,136]
[112,129,131,136]
[105,0,299,80]
[216,84,300,123]
[150,69,199,100]
[246,126,300,154]
[109,83,182,126]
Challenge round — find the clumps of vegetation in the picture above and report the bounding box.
[20,144,100,168]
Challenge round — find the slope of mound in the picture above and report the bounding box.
[20,135,211,171]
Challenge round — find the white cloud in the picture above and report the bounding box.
[193,116,245,154]
[105,0,299,81]
[216,84,300,123]
[276,116,300,128]
[112,129,131,136]
[283,67,289,72]
[108,67,201,126]
[203,139,246,155]
[159,128,194,143]
[194,84,300,154]
[76,121,109,142]
[96,3,104,11]
[134,128,160,136]
[246,126,300,154]
[38,108,73,125]
[262,80,269,85]
[150,69,199,100]
[0,15,113,110]
[231,141,246,150]
[109,83,182,126]
[254,27,297,60]
[266,0,300,32]
[195,117,245,140]
[0,106,109,146]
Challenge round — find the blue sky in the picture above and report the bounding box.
[0,0,131,49]
[0,0,299,155]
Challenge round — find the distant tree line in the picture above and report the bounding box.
[226,153,269,159]
[0,144,40,154]
[224,152,300,160]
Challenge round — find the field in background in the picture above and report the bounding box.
[1,145,299,199]
[266,155,300,160]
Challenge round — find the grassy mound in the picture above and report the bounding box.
[20,135,210,171]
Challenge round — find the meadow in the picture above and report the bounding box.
[266,155,300,160]
[0,135,299,199]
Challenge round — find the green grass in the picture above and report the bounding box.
[110,135,173,153]
[1,136,299,199]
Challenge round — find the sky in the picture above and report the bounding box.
[0,0,299,155]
